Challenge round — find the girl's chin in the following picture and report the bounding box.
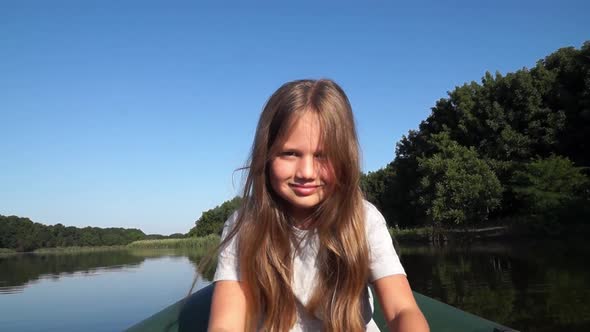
[286,199,324,217]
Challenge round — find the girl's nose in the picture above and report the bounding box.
[296,156,316,180]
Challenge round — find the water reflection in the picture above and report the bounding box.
[400,241,590,332]
[0,248,216,294]
[0,251,145,294]
[0,242,588,332]
[0,250,207,332]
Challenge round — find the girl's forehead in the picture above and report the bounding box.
[281,113,322,143]
[291,112,320,132]
[269,109,332,157]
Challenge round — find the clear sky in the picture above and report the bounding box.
[1,0,588,235]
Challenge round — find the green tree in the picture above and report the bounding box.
[380,41,588,228]
[0,215,148,251]
[188,196,242,237]
[361,164,400,225]
[417,133,502,226]
[511,155,589,215]
[544,42,590,167]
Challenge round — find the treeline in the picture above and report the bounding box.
[6,42,588,249]
[187,196,242,237]
[188,42,590,238]
[362,41,590,233]
[0,215,148,252]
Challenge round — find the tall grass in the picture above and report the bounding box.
[128,235,221,275]
[389,227,432,242]
[0,248,16,255]
[127,234,220,252]
[33,245,128,254]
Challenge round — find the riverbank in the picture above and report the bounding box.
[33,245,128,254]
[0,235,221,255]
[0,248,16,255]
[390,220,590,244]
[127,234,219,251]
[390,226,515,243]
[4,221,587,254]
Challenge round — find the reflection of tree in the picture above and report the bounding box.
[545,269,590,326]
[443,253,518,326]
[0,251,144,292]
[185,248,217,281]
[402,242,590,332]
[403,246,516,326]
[461,285,515,324]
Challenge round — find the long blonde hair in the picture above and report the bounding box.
[212,79,368,331]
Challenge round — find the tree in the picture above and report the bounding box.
[187,196,242,237]
[511,155,589,216]
[417,133,502,227]
[551,43,590,167]
[0,215,148,251]
[374,42,588,228]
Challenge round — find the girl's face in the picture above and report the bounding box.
[269,112,334,222]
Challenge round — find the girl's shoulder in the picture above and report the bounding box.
[226,210,239,225]
[361,200,390,239]
[362,200,386,225]
[219,210,240,238]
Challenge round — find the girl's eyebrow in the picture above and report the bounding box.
[280,145,300,151]
[280,146,324,153]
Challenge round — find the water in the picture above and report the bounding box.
[1,242,589,332]
[0,250,210,332]
[399,241,590,332]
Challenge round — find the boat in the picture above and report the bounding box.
[126,284,518,332]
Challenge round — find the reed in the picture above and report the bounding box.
[0,248,16,255]
[33,245,128,254]
[127,234,220,251]
[389,227,432,242]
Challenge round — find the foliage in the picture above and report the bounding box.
[168,233,186,239]
[361,164,400,225]
[143,234,168,240]
[127,234,220,250]
[0,215,146,252]
[511,155,588,213]
[187,196,242,237]
[33,245,127,254]
[360,41,590,229]
[0,248,16,255]
[417,133,503,226]
[389,227,432,242]
[361,168,389,207]
[0,195,238,251]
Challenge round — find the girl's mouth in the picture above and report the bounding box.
[289,184,321,196]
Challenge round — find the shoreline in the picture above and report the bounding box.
[0,234,220,255]
[3,223,587,254]
[392,222,589,244]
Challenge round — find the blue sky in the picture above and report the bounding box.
[1,0,588,235]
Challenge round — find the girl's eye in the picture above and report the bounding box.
[280,151,297,157]
[314,152,327,160]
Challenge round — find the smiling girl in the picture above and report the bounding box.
[207,79,429,332]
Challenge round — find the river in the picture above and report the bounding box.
[0,241,588,331]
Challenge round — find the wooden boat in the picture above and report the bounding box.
[126,284,518,332]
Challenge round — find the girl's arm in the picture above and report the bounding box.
[208,280,247,332]
[373,274,430,332]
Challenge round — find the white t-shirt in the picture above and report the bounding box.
[213,200,406,331]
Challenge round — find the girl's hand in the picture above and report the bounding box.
[373,274,430,332]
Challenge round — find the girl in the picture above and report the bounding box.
[207,79,429,332]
